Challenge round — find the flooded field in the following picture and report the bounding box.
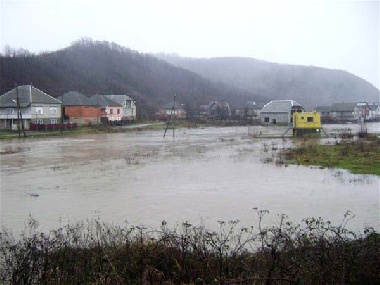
[1,123,379,234]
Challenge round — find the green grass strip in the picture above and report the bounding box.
[283,137,380,176]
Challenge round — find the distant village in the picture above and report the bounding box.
[0,85,379,132]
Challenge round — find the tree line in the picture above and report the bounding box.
[0,39,261,120]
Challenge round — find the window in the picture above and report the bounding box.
[36,119,43,125]
[7,108,15,115]
[301,116,304,120]
[35,107,43,114]
[50,106,58,114]
[50,119,58,124]
[117,109,120,114]
[307,117,314,122]
[110,108,114,114]
[272,119,277,124]
[264,117,269,122]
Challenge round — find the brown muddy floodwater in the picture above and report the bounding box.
[1,124,379,234]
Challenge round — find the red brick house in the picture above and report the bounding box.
[58,91,105,125]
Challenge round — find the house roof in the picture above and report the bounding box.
[261,100,303,113]
[90,95,122,108]
[316,103,357,112]
[202,101,231,110]
[0,85,61,108]
[315,106,331,112]
[158,102,185,110]
[368,103,379,111]
[246,101,264,110]
[329,102,357,112]
[317,102,379,113]
[103,95,134,106]
[58,91,97,106]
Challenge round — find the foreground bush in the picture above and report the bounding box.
[1,210,379,284]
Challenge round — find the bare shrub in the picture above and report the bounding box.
[0,211,378,284]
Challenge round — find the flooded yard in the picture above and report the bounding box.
[1,124,379,234]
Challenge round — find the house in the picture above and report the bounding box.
[316,102,373,122]
[292,111,322,137]
[0,85,61,130]
[368,102,380,121]
[58,91,104,125]
[102,95,136,122]
[318,102,357,121]
[246,101,263,121]
[155,102,186,121]
[90,95,123,124]
[234,101,262,121]
[260,100,304,125]
[199,101,231,120]
[315,105,331,117]
[354,103,370,121]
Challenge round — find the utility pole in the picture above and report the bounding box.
[96,95,100,126]
[163,94,176,138]
[15,84,26,138]
[15,88,20,138]
[132,100,134,123]
[173,94,176,138]
[60,92,64,133]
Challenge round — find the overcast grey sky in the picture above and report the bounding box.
[1,0,379,89]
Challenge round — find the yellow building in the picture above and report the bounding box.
[292,112,322,136]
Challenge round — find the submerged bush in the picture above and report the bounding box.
[0,210,379,284]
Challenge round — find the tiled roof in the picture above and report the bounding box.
[158,102,184,110]
[103,95,134,106]
[0,85,61,107]
[317,103,371,113]
[329,102,357,112]
[90,95,122,107]
[201,101,230,109]
[261,100,303,113]
[104,97,122,107]
[315,106,331,112]
[58,91,97,106]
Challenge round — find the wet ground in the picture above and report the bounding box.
[1,123,379,234]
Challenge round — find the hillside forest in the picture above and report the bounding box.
[1,39,378,119]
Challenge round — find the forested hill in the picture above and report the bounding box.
[2,39,378,113]
[0,39,263,113]
[154,54,379,110]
